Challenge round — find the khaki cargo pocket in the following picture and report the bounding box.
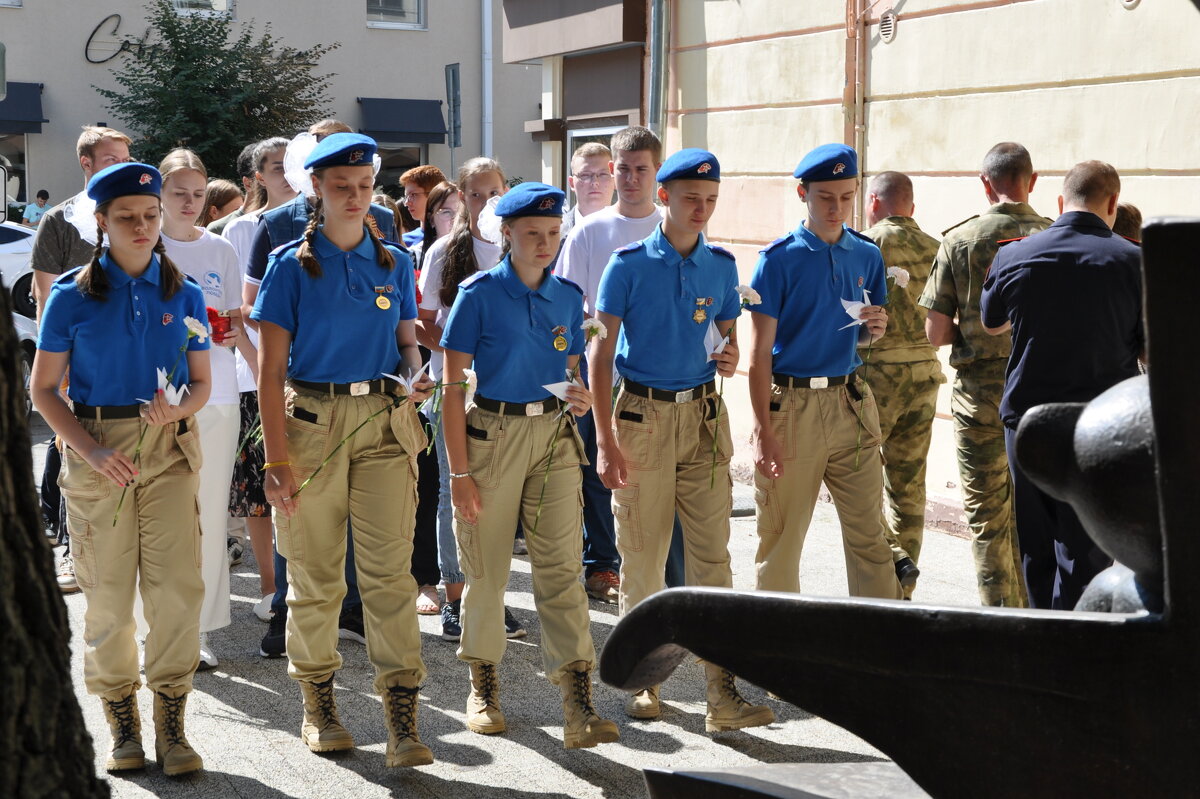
[755,485,781,537]
[169,418,204,474]
[847,381,882,447]
[465,413,502,490]
[59,446,108,500]
[454,515,484,581]
[612,487,642,553]
[273,497,306,564]
[66,513,98,589]
[388,401,425,457]
[703,398,734,462]
[557,419,587,467]
[613,404,660,472]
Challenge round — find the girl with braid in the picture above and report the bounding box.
[251,133,436,768]
[32,163,211,777]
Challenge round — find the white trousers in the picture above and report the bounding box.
[195,403,239,632]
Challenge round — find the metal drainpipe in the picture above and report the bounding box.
[648,0,669,138]
[481,0,494,158]
[844,0,869,227]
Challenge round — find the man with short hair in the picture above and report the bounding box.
[22,190,50,228]
[749,144,903,602]
[31,125,133,594]
[918,142,1052,607]
[860,171,946,598]
[591,148,772,731]
[561,142,614,240]
[980,160,1141,609]
[558,126,686,602]
[399,164,448,247]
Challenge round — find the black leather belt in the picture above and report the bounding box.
[772,371,856,389]
[73,403,141,420]
[474,394,563,417]
[291,378,393,396]
[623,378,716,403]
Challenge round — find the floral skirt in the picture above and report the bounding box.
[228,391,269,518]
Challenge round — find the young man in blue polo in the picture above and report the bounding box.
[749,144,903,600]
[590,148,773,731]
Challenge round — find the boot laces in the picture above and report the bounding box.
[105,694,138,745]
[476,664,500,709]
[569,670,597,716]
[156,692,187,746]
[385,685,420,742]
[720,670,749,707]
[311,677,342,729]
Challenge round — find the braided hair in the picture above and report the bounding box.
[295,170,396,279]
[75,201,185,300]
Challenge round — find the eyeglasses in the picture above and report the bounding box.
[573,172,612,184]
[402,192,427,202]
[435,208,456,219]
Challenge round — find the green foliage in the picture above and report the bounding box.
[96,0,339,178]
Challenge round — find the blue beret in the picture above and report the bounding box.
[494,182,565,218]
[304,132,377,170]
[86,163,162,206]
[657,148,720,183]
[793,143,858,181]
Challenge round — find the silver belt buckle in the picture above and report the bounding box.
[809,376,829,389]
[675,389,694,403]
[349,381,370,396]
[525,401,544,416]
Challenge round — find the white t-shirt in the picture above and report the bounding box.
[162,228,242,405]
[222,212,262,393]
[418,234,503,379]
[556,204,663,315]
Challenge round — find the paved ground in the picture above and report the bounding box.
[31,418,980,799]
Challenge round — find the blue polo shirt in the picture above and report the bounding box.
[595,226,741,391]
[38,254,210,406]
[750,223,886,378]
[980,211,1143,428]
[251,227,417,383]
[441,256,585,404]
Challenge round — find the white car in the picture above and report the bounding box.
[13,312,37,417]
[0,221,35,318]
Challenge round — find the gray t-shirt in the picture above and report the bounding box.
[31,191,97,275]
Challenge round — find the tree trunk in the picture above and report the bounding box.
[0,291,109,798]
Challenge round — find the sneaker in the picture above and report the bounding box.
[338,605,366,644]
[197,633,218,671]
[252,594,274,623]
[584,570,620,604]
[512,536,528,556]
[441,599,462,642]
[57,553,80,594]
[227,537,244,567]
[259,607,287,658]
[504,607,527,639]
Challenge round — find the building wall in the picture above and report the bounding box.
[667,0,1200,479]
[0,0,540,201]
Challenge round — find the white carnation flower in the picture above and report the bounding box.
[581,318,607,341]
[736,285,762,306]
[886,266,911,288]
[183,316,208,343]
[462,368,478,394]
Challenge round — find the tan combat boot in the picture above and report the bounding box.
[382,678,434,767]
[153,687,203,776]
[624,685,661,720]
[299,673,355,753]
[559,661,620,750]
[100,684,144,772]
[702,662,775,733]
[466,661,506,734]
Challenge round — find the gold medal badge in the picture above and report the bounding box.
[693,308,707,323]
[552,324,568,351]
[374,286,392,310]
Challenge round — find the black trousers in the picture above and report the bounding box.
[41,439,68,547]
[1004,425,1111,609]
[411,411,441,586]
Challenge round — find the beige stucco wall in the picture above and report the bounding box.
[666,0,1200,484]
[1,0,540,201]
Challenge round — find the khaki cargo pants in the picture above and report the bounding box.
[754,379,903,599]
[610,389,735,616]
[61,415,204,698]
[454,404,594,684]
[275,384,427,692]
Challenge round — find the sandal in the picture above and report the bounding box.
[416,585,441,615]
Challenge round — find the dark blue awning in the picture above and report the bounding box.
[0,82,48,135]
[357,97,446,145]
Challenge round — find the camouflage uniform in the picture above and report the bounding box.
[917,203,1052,607]
[859,217,945,587]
